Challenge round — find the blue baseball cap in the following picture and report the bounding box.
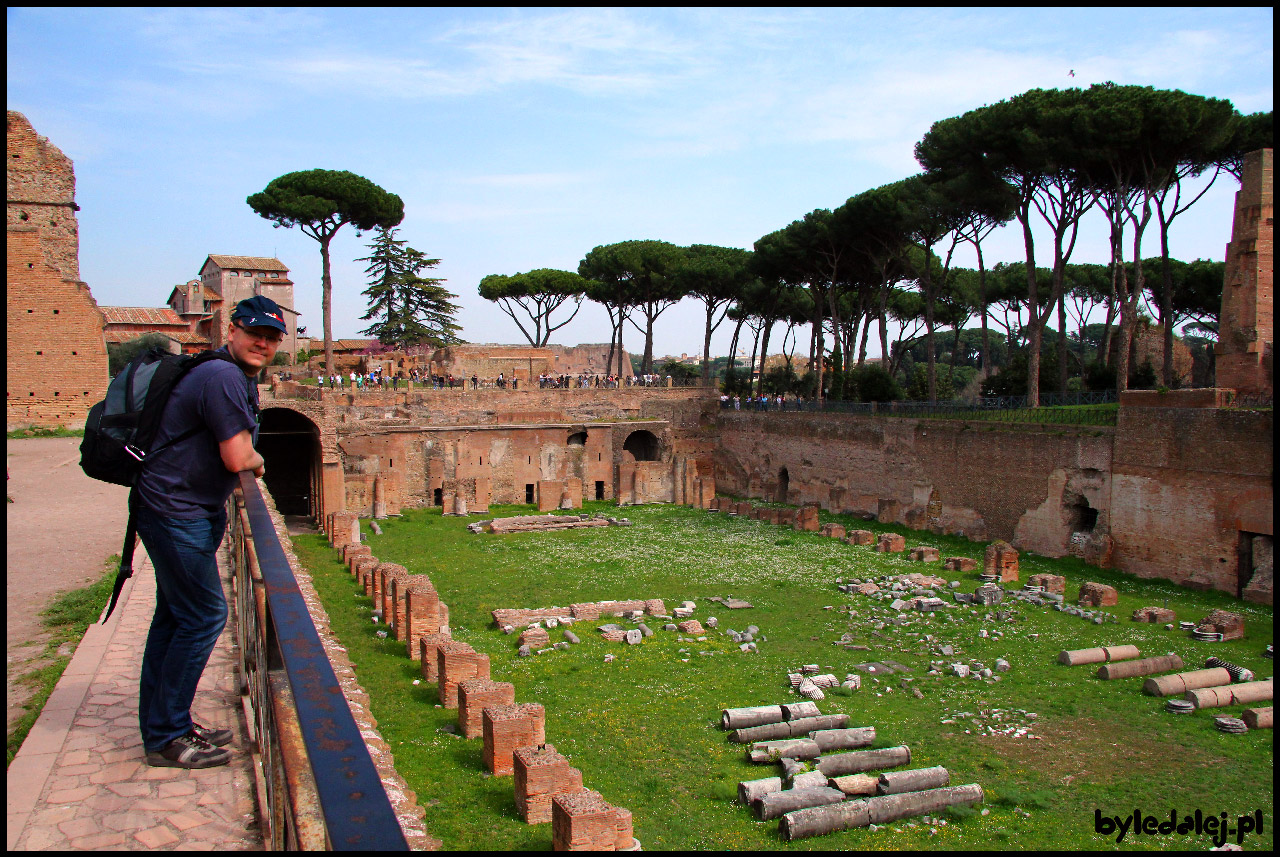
[232,295,288,335]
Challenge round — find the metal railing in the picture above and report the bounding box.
[720,390,1119,426]
[229,473,408,850]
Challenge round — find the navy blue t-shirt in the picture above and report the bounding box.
[136,349,260,519]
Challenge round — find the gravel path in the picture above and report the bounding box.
[6,437,130,732]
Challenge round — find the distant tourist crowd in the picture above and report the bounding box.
[302,369,685,392]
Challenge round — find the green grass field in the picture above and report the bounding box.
[289,501,1273,851]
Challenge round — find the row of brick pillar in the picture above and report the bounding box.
[332,522,635,850]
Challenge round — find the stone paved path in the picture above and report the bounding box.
[7,532,263,849]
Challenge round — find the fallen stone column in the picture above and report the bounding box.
[1242,707,1272,729]
[748,739,821,763]
[815,746,911,777]
[754,786,845,821]
[780,783,983,840]
[721,705,785,730]
[788,771,829,790]
[737,776,783,805]
[729,714,850,743]
[877,766,950,795]
[810,727,877,753]
[781,701,821,720]
[1142,667,1233,697]
[829,774,879,796]
[1057,645,1140,666]
[1185,679,1273,709]
[1097,653,1184,680]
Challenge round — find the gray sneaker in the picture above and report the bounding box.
[191,721,233,747]
[146,730,231,768]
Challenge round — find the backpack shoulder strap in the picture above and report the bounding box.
[144,351,244,458]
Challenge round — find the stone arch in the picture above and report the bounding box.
[622,429,660,462]
[567,430,588,447]
[258,406,322,519]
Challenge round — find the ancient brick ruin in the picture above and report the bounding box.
[1216,148,1274,397]
[325,525,632,844]
[7,111,109,429]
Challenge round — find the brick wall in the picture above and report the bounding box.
[7,111,79,281]
[1216,148,1274,396]
[7,230,108,428]
[1110,393,1273,596]
[714,410,1114,551]
[7,112,108,429]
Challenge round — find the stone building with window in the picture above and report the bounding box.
[198,255,300,357]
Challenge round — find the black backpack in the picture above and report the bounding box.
[81,348,239,621]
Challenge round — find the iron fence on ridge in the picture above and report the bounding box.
[229,473,409,851]
[719,389,1120,426]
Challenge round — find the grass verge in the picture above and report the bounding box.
[6,425,83,439]
[6,556,118,767]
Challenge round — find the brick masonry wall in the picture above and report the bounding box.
[1110,399,1273,596]
[1216,148,1274,396]
[714,410,1114,553]
[7,112,109,429]
[284,387,719,512]
[7,111,79,281]
[716,406,1272,600]
[7,230,109,428]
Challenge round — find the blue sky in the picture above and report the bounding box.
[8,7,1273,360]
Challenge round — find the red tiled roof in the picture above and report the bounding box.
[104,329,210,345]
[330,339,377,352]
[100,306,186,326]
[203,255,289,272]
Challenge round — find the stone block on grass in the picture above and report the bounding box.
[552,789,633,851]
[875,533,906,553]
[1027,573,1065,594]
[984,541,1019,582]
[514,744,585,824]
[418,632,452,680]
[483,703,546,775]
[1078,582,1118,607]
[438,642,490,707]
[458,679,516,739]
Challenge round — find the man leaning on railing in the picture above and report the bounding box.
[134,295,282,770]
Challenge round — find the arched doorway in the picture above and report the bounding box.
[258,407,321,517]
[623,429,660,462]
[777,467,789,503]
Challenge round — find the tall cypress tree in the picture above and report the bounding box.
[358,227,463,350]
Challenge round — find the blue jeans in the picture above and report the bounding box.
[136,505,229,752]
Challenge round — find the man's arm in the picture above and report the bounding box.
[219,429,265,477]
